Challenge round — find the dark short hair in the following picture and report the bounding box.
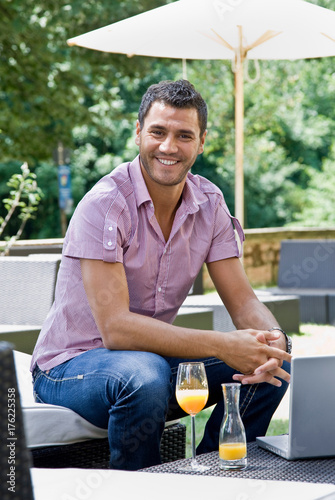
[138,79,207,137]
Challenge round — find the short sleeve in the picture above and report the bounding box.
[63,185,130,263]
[205,198,245,262]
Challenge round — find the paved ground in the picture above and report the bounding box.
[273,323,335,420]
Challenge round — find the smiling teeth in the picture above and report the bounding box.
[159,159,178,165]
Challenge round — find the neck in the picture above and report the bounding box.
[155,186,184,242]
[142,172,185,242]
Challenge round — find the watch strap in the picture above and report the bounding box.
[269,327,292,354]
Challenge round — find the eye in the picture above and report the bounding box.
[150,129,164,137]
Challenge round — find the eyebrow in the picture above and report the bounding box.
[148,124,196,136]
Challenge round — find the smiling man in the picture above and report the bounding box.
[31,80,291,471]
[135,100,206,241]
[136,102,206,185]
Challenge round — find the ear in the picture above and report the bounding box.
[135,120,141,146]
[198,130,207,155]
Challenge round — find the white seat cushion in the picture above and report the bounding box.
[14,351,108,448]
[14,351,180,449]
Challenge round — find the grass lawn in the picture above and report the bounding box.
[183,406,289,458]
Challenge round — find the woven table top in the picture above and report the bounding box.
[143,442,335,484]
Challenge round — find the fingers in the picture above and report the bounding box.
[264,331,281,340]
[254,357,283,374]
[232,356,291,387]
[267,345,292,363]
[256,331,280,344]
[253,330,291,362]
[276,367,291,384]
[233,372,283,387]
[222,329,291,378]
[256,331,287,354]
[255,364,291,384]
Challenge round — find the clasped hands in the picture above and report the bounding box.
[232,330,291,387]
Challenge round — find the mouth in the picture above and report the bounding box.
[157,158,179,166]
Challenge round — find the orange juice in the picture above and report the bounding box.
[219,442,247,460]
[176,389,208,415]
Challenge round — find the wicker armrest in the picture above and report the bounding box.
[31,422,186,469]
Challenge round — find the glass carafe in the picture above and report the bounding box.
[219,383,247,470]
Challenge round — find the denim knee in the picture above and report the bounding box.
[113,352,172,412]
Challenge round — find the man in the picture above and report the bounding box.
[31,80,291,471]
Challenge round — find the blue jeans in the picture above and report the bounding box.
[32,348,290,470]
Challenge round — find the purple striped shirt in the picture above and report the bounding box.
[31,156,244,371]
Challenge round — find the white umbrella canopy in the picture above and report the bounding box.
[67,0,335,226]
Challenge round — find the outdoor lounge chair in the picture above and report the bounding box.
[0,255,61,354]
[267,239,335,324]
[0,342,34,499]
[13,349,186,468]
[1,255,186,467]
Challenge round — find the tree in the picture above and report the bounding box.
[1,0,335,236]
[0,0,169,163]
[0,163,42,253]
[289,144,335,227]
[0,0,177,238]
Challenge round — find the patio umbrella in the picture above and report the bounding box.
[67,0,335,227]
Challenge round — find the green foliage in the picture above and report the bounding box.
[31,162,62,238]
[0,163,43,254]
[288,147,335,227]
[267,419,289,437]
[1,0,335,236]
[0,0,169,163]
[183,55,335,228]
[241,58,335,227]
[69,61,182,196]
[184,406,214,456]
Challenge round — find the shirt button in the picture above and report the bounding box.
[108,226,113,231]
[158,287,162,292]
[107,241,112,246]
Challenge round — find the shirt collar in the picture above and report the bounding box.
[129,155,152,208]
[129,155,208,212]
[182,173,209,214]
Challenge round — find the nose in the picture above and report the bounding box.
[159,134,178,154]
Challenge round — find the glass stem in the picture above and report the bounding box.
[191,414,197,464]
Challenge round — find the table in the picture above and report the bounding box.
[143,442,335,485]
[183,292,300,334]
[0,325,40,334]
[29,443,335,499]
[0,324,40,354]
[30,466,335,500]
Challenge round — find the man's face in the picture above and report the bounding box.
[135,101,207,188]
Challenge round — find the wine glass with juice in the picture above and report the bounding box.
[175,362,210,472]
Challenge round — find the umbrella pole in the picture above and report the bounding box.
[234,27,245,229]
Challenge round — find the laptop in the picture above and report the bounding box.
[256,355,335,460]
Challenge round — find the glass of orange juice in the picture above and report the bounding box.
[176,362,210,472]
[219,383,247,470]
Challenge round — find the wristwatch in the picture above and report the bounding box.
[269,327,292,354]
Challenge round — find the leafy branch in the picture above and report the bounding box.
[0,162,43,256]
